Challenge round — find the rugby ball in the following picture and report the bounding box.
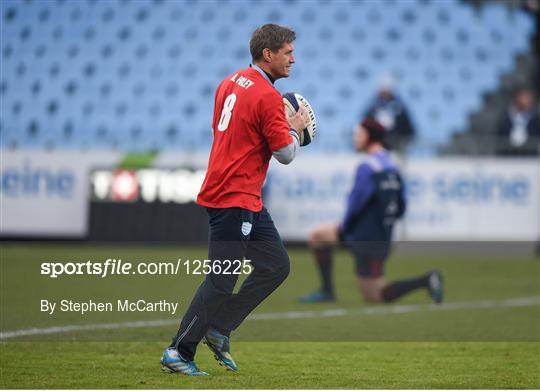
[282,92,317,146]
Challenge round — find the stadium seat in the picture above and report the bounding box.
[0,0,533,153]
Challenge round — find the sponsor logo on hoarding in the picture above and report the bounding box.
[91,168,206,204]
[112,170,139,202]
[0,160,75,198]
[406,174,530,205]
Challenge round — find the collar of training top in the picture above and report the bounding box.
[250,63,275,85]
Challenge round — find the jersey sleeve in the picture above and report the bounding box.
[259,92,294,152]
[211,80,225,131]
[341,163,376,232]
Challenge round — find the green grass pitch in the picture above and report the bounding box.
[1,244,539,388]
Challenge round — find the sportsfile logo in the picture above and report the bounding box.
[40,259,253,278]
[0,160,75,198]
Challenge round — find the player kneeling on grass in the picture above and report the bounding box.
[161,24,311,377]
[299,118,443,304]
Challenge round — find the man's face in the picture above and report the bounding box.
[267,42,295,79]
[515,91,533,111]
[354,124,369,152]
[378,88,393,101]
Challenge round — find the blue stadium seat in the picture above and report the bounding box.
[0,0,533,153]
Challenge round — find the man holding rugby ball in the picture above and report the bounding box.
[161,24,311,376]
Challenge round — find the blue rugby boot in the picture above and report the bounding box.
[160,348,208,376]
[298,289,335,303]
[203,328,238,372]
[427,270,444,304]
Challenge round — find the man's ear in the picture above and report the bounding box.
[262,48,272,63]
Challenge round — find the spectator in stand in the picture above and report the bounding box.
[364,74,416,153]
[496,88,540,156]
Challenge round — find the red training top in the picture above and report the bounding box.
[197,66,292,212]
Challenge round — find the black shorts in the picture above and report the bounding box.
[205,206,288,264]
[339,231,390,278]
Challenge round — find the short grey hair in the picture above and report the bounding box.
[249,24,296,61]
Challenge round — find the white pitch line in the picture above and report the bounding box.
[248,296,540,320]
[1,296,538,340]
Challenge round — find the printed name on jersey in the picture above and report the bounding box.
[230,73,255,90]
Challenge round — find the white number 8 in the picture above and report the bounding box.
[217,93,237,132]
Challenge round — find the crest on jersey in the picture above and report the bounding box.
[241,222,252,236]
